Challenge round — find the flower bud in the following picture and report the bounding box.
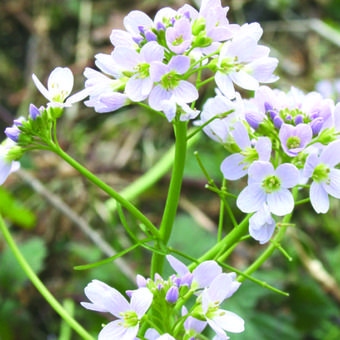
[166,286,179,304]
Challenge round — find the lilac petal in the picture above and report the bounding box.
[320,140,340,167]
[230,70,259,91]
[81,280,130,316]
[303,153,319,178]
[149,62,169,82]
[215,72,236,99]
[323,168,340,199]
[267,189,294,216]
[237,184,266,213]
[166,255,189,276]
[248,161,274,184]
[140,41,164,63]
[126,77,153,102]
[249,205,276,244]
[148,85,172,111]
[172,81,198,103]
[168,55,191,74]
[112,47,140,70]
[232,121,250,150]
[131,288,153,318]
[99,93,128,112]
[0,159,12,185]
[145,328,161,340]
[193,261,222,289]
[310,181,329,214]
[212,310,245,333]
[95,53,123,77]
[275,163,299,188]
[256,137,272,161]
[206,273,240,304]
[99,320,138,340]
[220,153,247,181]
[124,10,153,36]
[249,57,279,83]
[110,29,134,47]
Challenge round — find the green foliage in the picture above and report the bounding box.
[0,187,36,229]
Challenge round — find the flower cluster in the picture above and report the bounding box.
[201,85,340,243]
[81,255,244,339]
[83,0,278,121]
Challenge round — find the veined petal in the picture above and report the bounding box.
[310,181,329,214]
[323,168,340,199]
[149,62,169,82]
[124,10,153,36]
[148,85,172,111]
[112,46,140,71]
[110,29,135,47]
[126,77,153,102]
[256,137,272,161]
[248,161,274,184]
[249,205,276,244]
[230,70,259,91]
[267,189,294,216]
[172,81,198,104]
[141,41,164,63]
[166,255,189,276]
[220,153,248,181]
[303,153,319,179]
[215,72,236,99]
[168,55,190,74]
[275,163,299,188]
[212,310,245,333]
[131,288,153,318]
[193,261,222,289]
[98,320,138,340]
[237,183,266,213]
[231,121,250,150]
[320,140,340,167]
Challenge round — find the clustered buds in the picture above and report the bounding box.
[81,255,244,340]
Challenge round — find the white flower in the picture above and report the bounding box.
[32,67,88,107]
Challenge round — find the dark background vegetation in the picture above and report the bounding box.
[1,0,340,339]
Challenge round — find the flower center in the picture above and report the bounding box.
[286,136,301,149]
[119,310,139,328]
[262,175,281,193]
[160,70,180,90]
[172,35,184,46]
[312,163,330,183]
[135,63,150,79]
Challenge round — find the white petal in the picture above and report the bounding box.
[148,85,171,111]
[275,163,299,188]
[130,288,153,318]
[32,73,51,101]
[215,72,235,99]
[310,182,329,214]
[126,77,153,102]
[193,261,222,289]
[48,67,74,99]
[230,70,259,91]
[320,140,340,167]
[98,320,138,340]
[212,310,245,333]
[237,184,266,213]
[267,189,294,216]
[172,81,198,103]
[220,153,247,180]
[324,168,340,199]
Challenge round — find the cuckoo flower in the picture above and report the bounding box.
[279,123,313,157]
[249,203,276,244]
[81,280,153,340]
[221,121,272,180]
[165,17,193,54]
[148,55,198,119]
[237,161,299,216]
[201,273,244,339]
[303,140,340,213]
[32,67,88,107]
[112,41,164,102]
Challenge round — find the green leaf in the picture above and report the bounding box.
[0,237,47,293]
[0,187,36,229]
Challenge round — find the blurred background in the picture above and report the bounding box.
[1,0,340,339]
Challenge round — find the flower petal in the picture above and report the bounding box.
[275,163,299,188]
[323,168,340,199]
[320,140,340,167]
[98,320,138,340]
[310,181,329,214]
[267,189,294,216]
[237,183,266,213]
[212,310,245,333]
[220,153,248,181]
[193,261,222,289]
[131,288,153,318]
[166,255,189,276]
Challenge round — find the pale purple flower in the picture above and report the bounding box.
[166,255,222,291]
[237,161,299,216]
[182,306,207,338]
[215,35,278,98]
[303,140,340,214]
[202,273,244,339]
[148,56,198,114]
[112,42,164,102]
[249,203,276,244]
[0,139,20,185]
[220,121,272,180]
[32,67,88,107]
[279,123,313,157]
[197,91,243,144]
[166,17,193,54]
[81,280,153,340]
[83,68,129,113]
[29,104,42,120]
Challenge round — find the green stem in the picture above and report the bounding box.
[51,144,160,239]
[189,214,251,270]
[0,214,94,340]
[150,121,188,276]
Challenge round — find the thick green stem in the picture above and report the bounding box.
[150,121,188,277]
[51,144,159,239]
[0,214,94,340]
